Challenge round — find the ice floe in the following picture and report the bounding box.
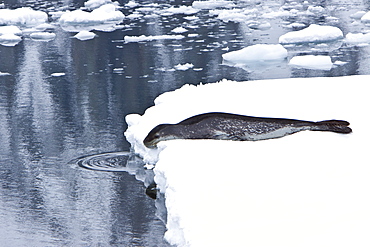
[279,24,343,44]
[74,30,96,41]
[160,6,199,16]
[0,7,47,26]
[0,34,22,46]
[171,27,188,34]
[174,63,194,71]
[30,32,56,41]
[125,75,370,247]
[361,11,370,23]
[124,34,185,43]
[222,44,288,63]
[289,55,333,70]
[345,32,370,45]
[59,4,124,28]
[192,0,235,10]
[84,0,119,10]
[50,72,66,77]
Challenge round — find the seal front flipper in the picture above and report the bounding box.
[312,120,352,134]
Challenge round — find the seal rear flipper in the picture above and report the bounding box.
[313,120,352,134]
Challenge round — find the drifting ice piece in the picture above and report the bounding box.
[279,24,343,44]
[289,55,333,70]
[222,44,288,63]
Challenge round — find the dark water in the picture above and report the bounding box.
[0,0,369,246]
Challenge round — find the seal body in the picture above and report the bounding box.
[143,112,352,148]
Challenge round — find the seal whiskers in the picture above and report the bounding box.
[143,112,352,148]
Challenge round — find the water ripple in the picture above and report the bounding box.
[75,151,136,172]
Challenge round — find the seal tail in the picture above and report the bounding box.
[312,120,352,134]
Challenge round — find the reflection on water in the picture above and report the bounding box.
[1,0,370,245]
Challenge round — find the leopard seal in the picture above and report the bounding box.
[143,112,352,148]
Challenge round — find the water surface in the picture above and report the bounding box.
[0,0,369,246]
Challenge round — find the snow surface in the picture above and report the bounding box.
[222,44,287,63]
[125,75,370,247]
[279,24,343,44]
[289,55,333,70]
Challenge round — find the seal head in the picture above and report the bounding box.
[143,124,178,148]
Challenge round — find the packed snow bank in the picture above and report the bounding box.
[125,75,370,247]
[279,24,343,44]
[222,44,287,63]
[289,55,333,70]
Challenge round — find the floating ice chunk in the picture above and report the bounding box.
[0,26,22,36]
[125,1,139,8]
[350,11,366,19]
[0,34,22,46]
[345,32,370,44]
[262,9,292,19]
[160,6,199,16]
[361,11,370,22]
[51,72,65,77]
[174,63,194,71]
[284,22,306,29]
[124,34,185,43]
[34,23,56,31]
[171,27,188,34]
[289,55,333,70]
[188,33,199,38]
[74,30,96,40]
[222,44,288,63]
[125,12,143,19]
[333,60,347,66]
[0,72,11,76]
[306,5,326,15]
[84,0,119,10]
[59,4,124,25]
[279,24,343,44]
[30,32,56,41]
[192,0,235,9]
[0,7,47,26]
[215,9,250,22]
[247,21,271,30]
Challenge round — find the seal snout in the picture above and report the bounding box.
[143,124,169,149]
